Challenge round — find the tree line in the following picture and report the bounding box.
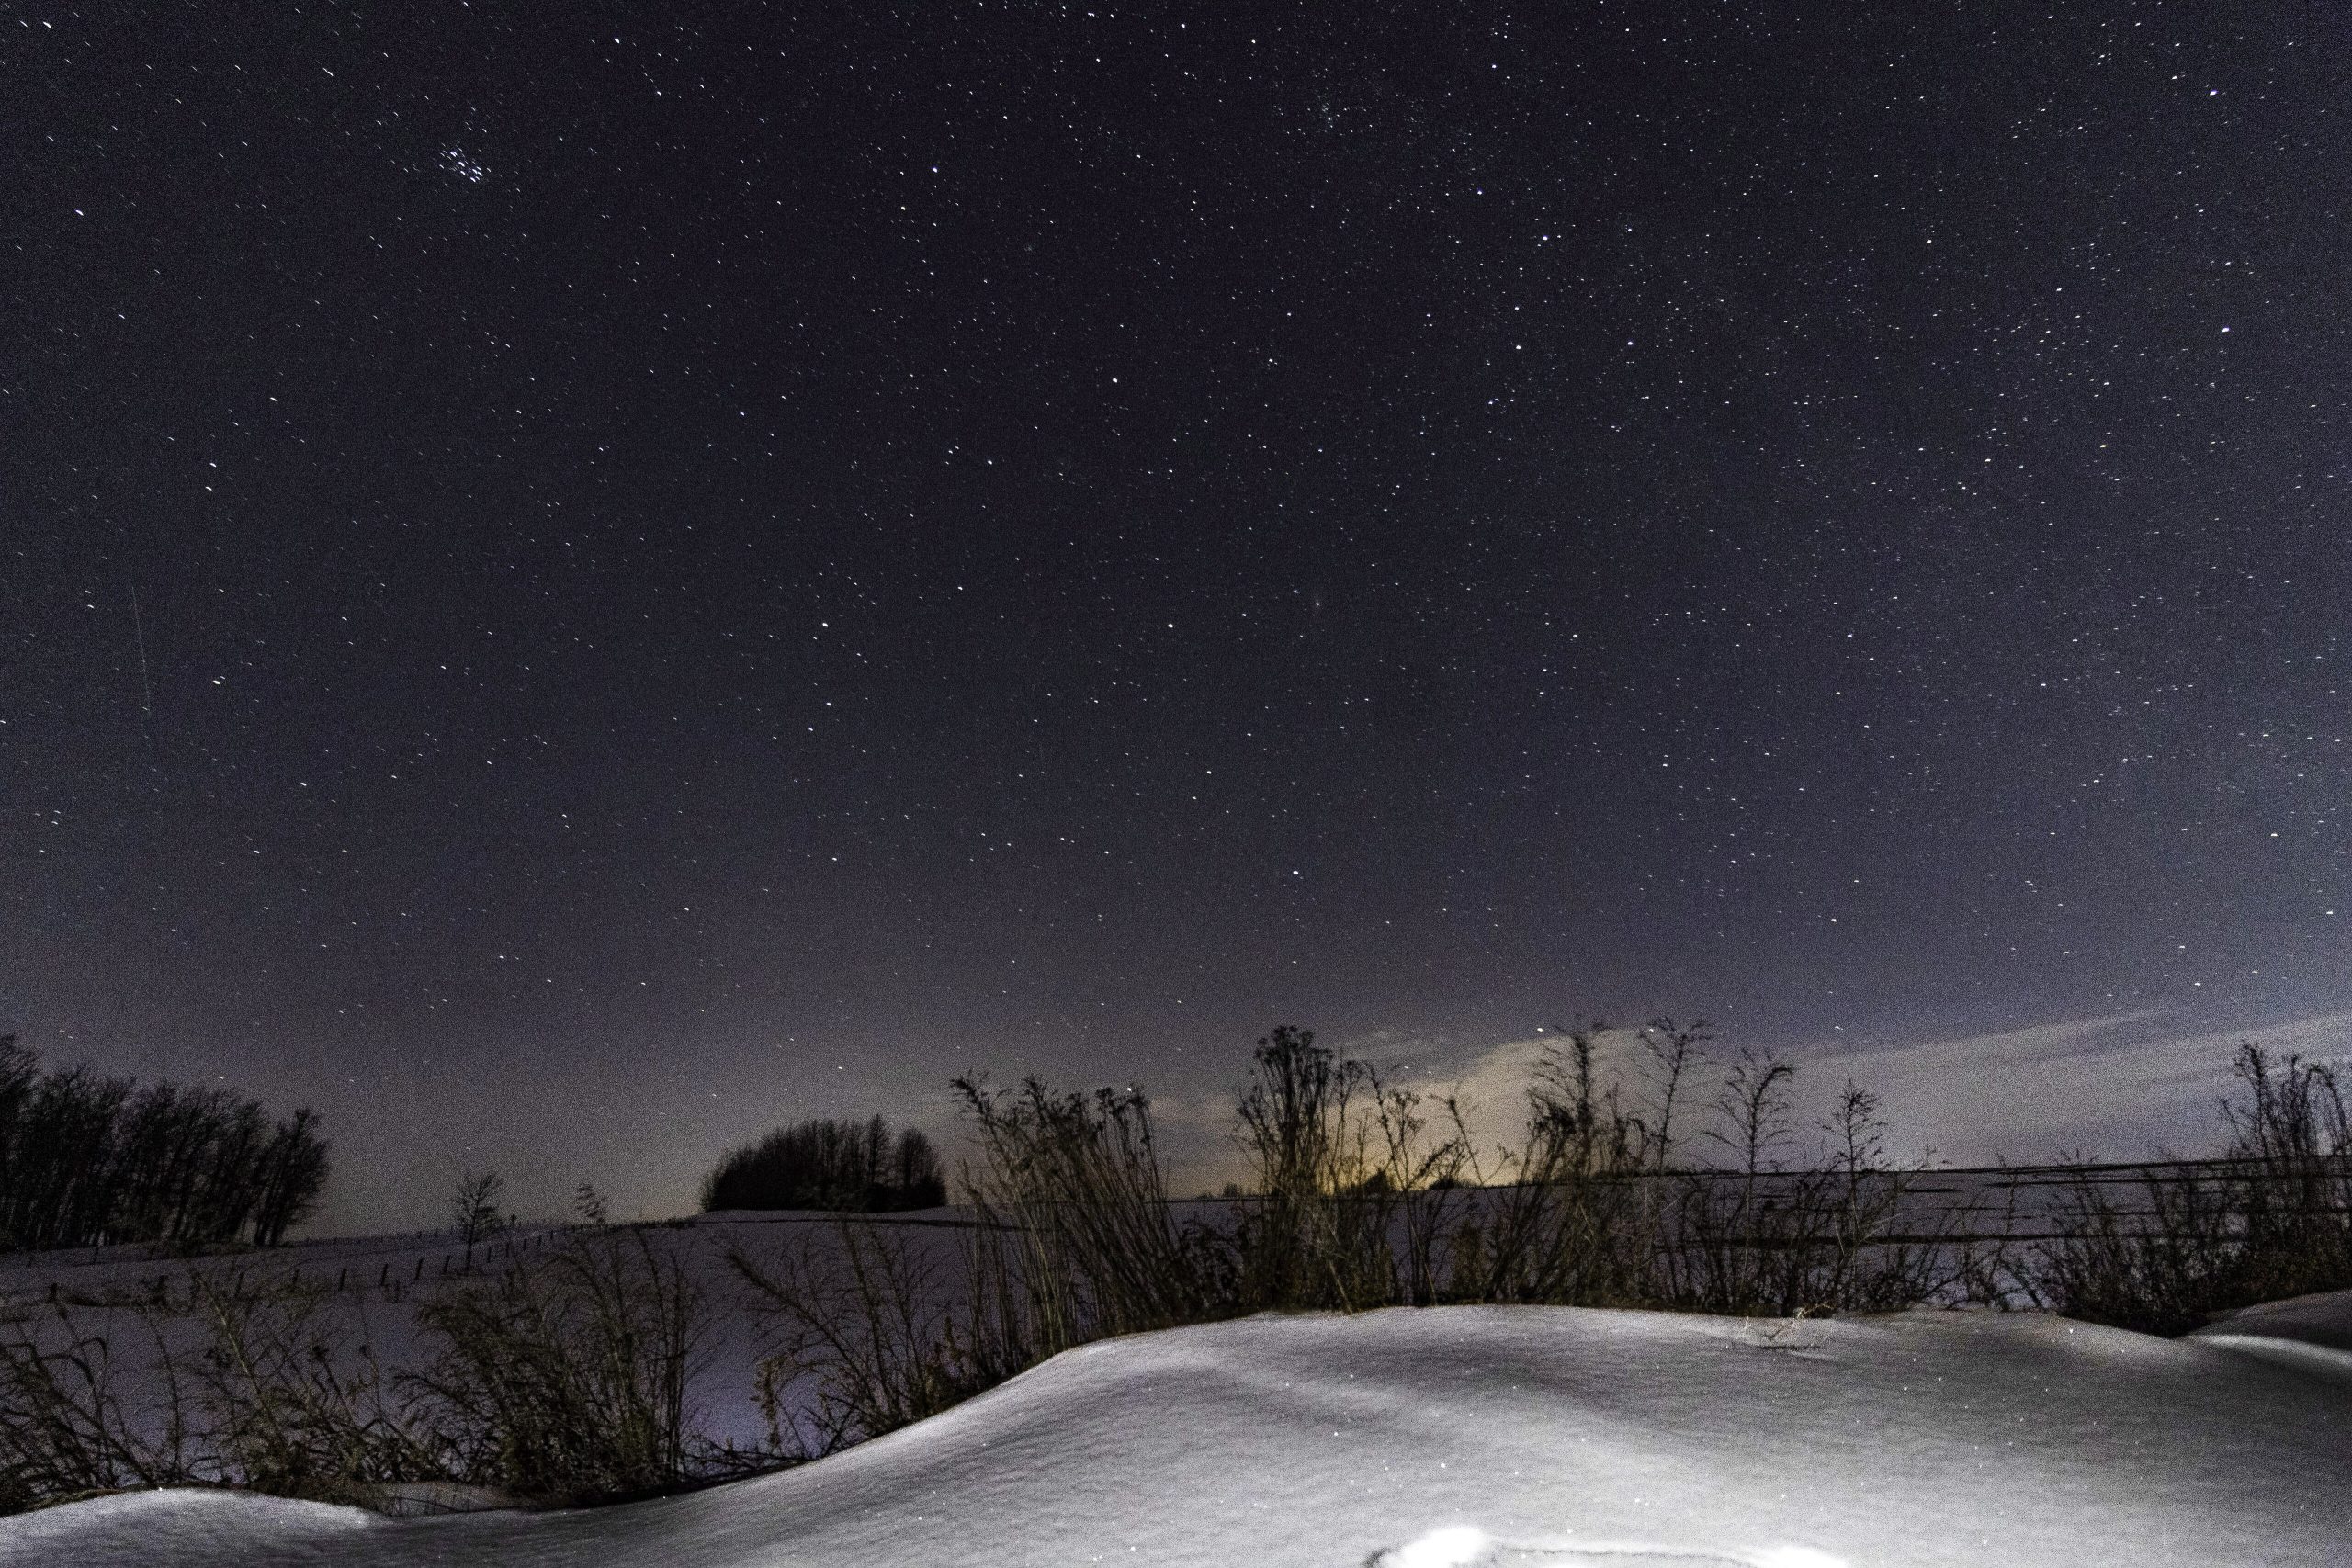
[0,1035,329,1252]
[701,1114,944,1213]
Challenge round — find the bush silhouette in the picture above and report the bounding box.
[700,1116,944,1213]
[2018,1043,2351,1334]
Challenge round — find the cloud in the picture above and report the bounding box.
[1124,1008,2352,1195]
[1791,1008,2352,1166]
[1149,1028,1581,1193]
[1321,1026,1662,1180]
[1329,1009,2352,1174]
[1805,1007,2174,1072]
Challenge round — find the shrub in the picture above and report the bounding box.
[729,1021,1961,1457]
[1232,1027,1471,1312]
[1666,1065,1968,1316]
[0,1234,775,1517]
[1442,1021,1974,1316]
[0,1304,192,1511]
[403,1231,759,1505]
[184,1269,435,1505]
[19,1024,2338,1522]
[0,1271,429,1515]
[1446,1024,1668,1307]
[730,1220,987,1457]
[730,1077,1238,1456]
[953,1077,1236,1352]
[2015,1043,2352,1335]
[700,1115,945,1213]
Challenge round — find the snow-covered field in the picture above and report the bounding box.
[4,1274,2346,1567]
[0,1213,980,1458]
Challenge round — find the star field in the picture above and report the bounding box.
[6,3,2348,1229]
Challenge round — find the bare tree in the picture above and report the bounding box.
[451,1170,505,1270]
[0,1038,327,1253]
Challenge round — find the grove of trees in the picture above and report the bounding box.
[0,1035,330,1252]
[700,1114,945,1213]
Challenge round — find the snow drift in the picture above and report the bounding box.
[5,1295,2347,1568]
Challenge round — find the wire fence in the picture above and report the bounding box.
[6,1156,2349,1307]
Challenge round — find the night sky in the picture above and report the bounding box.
[8,3,2349,1234]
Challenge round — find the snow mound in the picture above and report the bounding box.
[2188,1287,2352,1379]
[6,1301,2348,1568]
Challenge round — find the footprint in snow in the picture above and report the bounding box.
[1364,1526,1848,1568]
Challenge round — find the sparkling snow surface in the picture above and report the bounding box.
[6,1299,2347,1568]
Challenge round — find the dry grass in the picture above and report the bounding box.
[2008,1043,2351,1334]
[729,1221,985,1456]
[183,1269,435,1505]
[0,1231,772,1516]
[402,1229,763,1505]
[0,1303,191,1513]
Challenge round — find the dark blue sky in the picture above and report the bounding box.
[6,2,2347,1231]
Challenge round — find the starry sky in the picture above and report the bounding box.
[7,3,2349,1234]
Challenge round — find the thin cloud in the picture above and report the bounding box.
[1804,1007,2175,1071]
[1799,1008,2352,1166]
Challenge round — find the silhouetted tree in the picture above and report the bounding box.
[451,1169,505,1269]
[0,1037,328,1252]
[252,1110,332,1247]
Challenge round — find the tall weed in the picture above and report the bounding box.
[1233,1027,1472,1312]
[185,1269,435,1503]
[953,1077,1235,1350]
[730,1221,986,1456]
[0,1305,191,1512]
[404,1230,752,1504]
[1446,1027,1655,1305]
[2016,1043,2351,1334]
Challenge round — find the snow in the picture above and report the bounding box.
[6,1293,2349,1568]
[2188,1288,2352,1381]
